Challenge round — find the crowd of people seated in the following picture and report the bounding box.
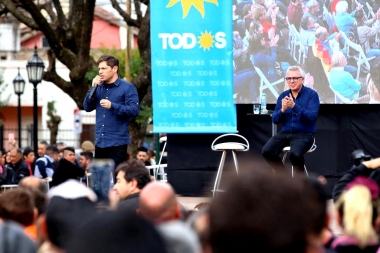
[233,0,380,104]
[1,150,380,252]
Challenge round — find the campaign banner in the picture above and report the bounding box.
[151,0,236,133]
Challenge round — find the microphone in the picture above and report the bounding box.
[88,85,98,100]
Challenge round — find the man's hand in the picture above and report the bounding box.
[281,97,289,112]
[283,94,295,109]
[92,75,103,87]
[363,158,380,169]
[100,99,112,109]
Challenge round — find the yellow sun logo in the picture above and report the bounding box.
[198,31,214,51]
[166,0,219,18]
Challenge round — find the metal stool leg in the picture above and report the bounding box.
[213,150,227,198]
[231,150,239,174]
[282,151,289,164]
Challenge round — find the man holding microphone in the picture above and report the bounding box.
[84,55,140,167]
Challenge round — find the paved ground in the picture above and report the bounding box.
[177,196,344,236]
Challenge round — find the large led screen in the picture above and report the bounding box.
[233,0,380,104]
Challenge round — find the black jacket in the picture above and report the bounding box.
[51,158,85,187]
[1,159,31,185]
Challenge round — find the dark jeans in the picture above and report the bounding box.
[95,144,128,169]
[262,131,314,173]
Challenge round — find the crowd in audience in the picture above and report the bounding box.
[0,134,380,253]
[233,0,380,104]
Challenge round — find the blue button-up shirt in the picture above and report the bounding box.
[272,85,320,133]
[83,77,140,148]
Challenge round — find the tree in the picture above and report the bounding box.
[0,0,151,156]
[0,69,10,111]
[46,100,61,145]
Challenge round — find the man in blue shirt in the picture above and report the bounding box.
[84,55,140,168]
[262,65,320,173]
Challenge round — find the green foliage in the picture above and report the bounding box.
[135,105,152,125]
[0,68,10,110]
[47,100,57,122]
[89,47,143,81]
[130,49,144,78]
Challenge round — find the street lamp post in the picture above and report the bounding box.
[13,68,25,148]
[26,46,45,154]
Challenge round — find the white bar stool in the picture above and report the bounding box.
[282,138,317,177]
[211,134,249,198]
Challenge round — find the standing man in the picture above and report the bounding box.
[83,55,140,168]
[34,145,59,180]
[262,66,320,173]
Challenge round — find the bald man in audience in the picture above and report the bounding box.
[19,176,48,194]
[138,182,182,224]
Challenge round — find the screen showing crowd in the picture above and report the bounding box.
[233,0,380,104]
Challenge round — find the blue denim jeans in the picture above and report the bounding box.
[262,131,314,172]
[91,161,113,202]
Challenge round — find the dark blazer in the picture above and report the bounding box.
[4,159,31,184]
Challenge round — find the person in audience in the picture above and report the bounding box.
[109,159,151,212]
[242,3,254,30]
[367,60,380,104]
[34,145,59,181]
[262,66,319,173]
[66,210,168,253]
[329,51,369,103]
[301,0,324,27]
[138,181,182,224]
[2,148,31,185]
[335,1,361,36]
[0,149,6,176]
[313,26,358,78]
[23,147,35,176]
[136,146,151,166]
[51,147,84,187]
[300,16,319,48]
[38,180,97,252]
[252,5,277,40]
[333,177,380,252]
[55,142,66,160]
[0,221,37,253]
[79,151,93,173]
[81,140,95,153]
[149,150,157,166]
[288,0,306,30]
[355,9,380,58]
[37,140,49,159]
[19,175,48,195]
[208,171,327,253]
[0,189,38,241]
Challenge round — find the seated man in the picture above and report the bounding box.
[262,66,320,173]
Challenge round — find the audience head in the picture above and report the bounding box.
[22,147,35,164]
[331,51,347,68]
[113,159,151,201]
[0,188,36,227]
[306,0,319,14]
[81,140,95,152]
[46,145,60,163]
[0,149,6,166]
[138,181,181,224]
[208,171,327,253]
[38,140,49,157]
[62,147,76,163]
[301,16,315,30]
[335,177,378,247]
[19,175,48,194]
[355,9,365,22]
[252,6,266,21]
[79,151,93,170]
[9,148,22,165]
[136,146,149,163]
[66,210,168,253]
[55,142,66,151]
[315,26,329,41]
[335,1,349,14]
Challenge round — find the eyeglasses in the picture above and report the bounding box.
[285,76,304,82]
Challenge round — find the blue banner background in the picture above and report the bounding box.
[151,0,236,133]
